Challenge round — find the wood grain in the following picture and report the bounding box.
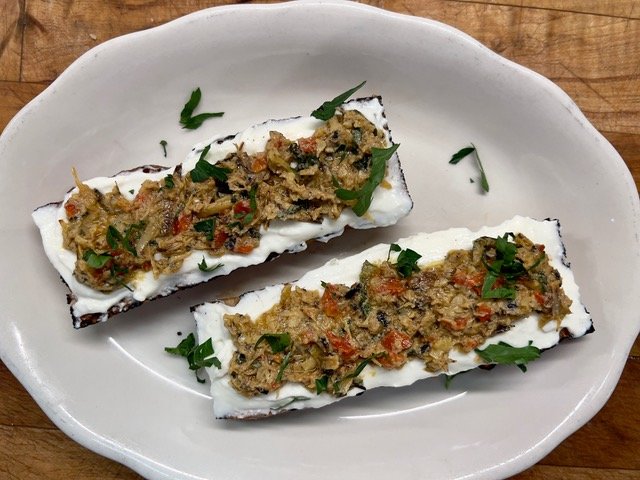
[0,1,638,479]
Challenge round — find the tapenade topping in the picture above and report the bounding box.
[223,233,572,398]
[62,109,392,292]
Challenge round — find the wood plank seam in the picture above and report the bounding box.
[445,0,640,20]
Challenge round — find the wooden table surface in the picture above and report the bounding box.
[1,1,639,479]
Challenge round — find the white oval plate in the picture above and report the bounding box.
[1,1,639,479]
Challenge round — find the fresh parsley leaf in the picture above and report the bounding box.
[179,88,224,130]
[387,243,402,261]
[275,349,293,383]
[475,341,540,372]
[198,257,222,273]
[106,225,123,249]
[311,81,366,120]
[335,143,399,216]
[164,174,174,189]
[165,334,221,383]
[122,222,145,257]
[449,143,489,193]
[194,218,215,241]
[82,249,111,268]
[449,146,475,165]
[395,248,422,278]
[345,357,371,380]
[160,140,168,157]
[190,145,230,182]
[255,333,292,354]
[481,233,528,299]
[315,375,329,394]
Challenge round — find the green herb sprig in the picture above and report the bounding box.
[388,243,422,278]
[194,218,215,241]
[179,88,224,130]
[475,340,541,372]
[190,145,230,183]
[165,334,222,383]
[449,144,489,193]
[481,233,527,299]
[311,81,366,120]
[160,140,168,157]
[335,143,399,216]
[255,333,292,353]
[198,257,223,273]
[83,249,111,268]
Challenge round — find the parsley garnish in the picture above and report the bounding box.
[311,81,366,121]
[276,350,293,383]
[481,233,527,299]
[255,333,291,353]
[335,143,399,216]
[82,249,111,268]
[315,375,329,394]
[179,87,224,130]
[475,341,541,372]
[160,140,168,157]
[190,145,230,183]
[387,243,401,260]
[449,144,489,193]
[198,257,222,273]
[393,246,422,278]
[122,222,145,257]
[164,334,222,383]
[164,174,174,189]
[194,218,215,241]
[106,225,123,250]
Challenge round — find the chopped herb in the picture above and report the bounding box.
[194,218,215,241]
[315,375,329,394]
[275,349,293,383]
[449,146,476,164]
[387,243,402,261]
[190,145,230,182]
[106,225,123,250]
[160,139,168,157]
[122,222,145,257]
[164,174,174,189]
[335,143,399,216]
[129,189,134,194]
[345,357,371,380]
[198,257,222,273]
[449,144,489,193]
[255,333,291,354]
[481,233,527,299]
[82,249,111,268]
[395,247,422,278]
[164,334,222,383]
[271,396,309,410]
[179,87,224,130]
[475,340,541,372]
[311,81,366,120]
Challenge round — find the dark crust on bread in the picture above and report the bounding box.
[38,97,412,328]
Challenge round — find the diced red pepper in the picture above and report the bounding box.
[320,285,340,318]
[381,329,412,353]
[172,213,192,235]
[371,277,406,296]
[214,230,229,249]
[298,137,317,154]
[251,154,267,173]
[64,201,79,217]
[452,270,485,293]
[233,201,251,215]
[534,291,546,306]
[326,331,357,360]
[441,316,469,331]
[233,238,255,254]
[474,304,493,322]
